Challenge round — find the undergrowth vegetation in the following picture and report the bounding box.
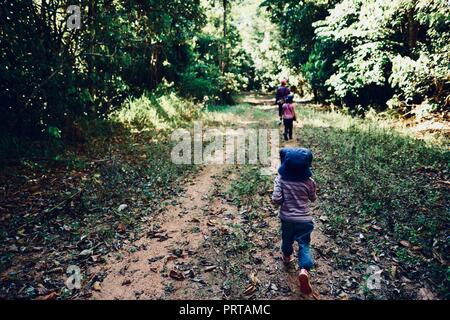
[217,100,448,299]
[298,107,449,298]
[110,91,204,131]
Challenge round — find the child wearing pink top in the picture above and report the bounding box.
[282,95,296,141]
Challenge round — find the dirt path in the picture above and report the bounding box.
[89,165,226,299]
[88,95,347,300]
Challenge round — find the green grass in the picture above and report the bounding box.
[206,103,250,114]
[110,92,202,131]
[227,165,272,208]
[218,102,448,298]
[295,106,449,298]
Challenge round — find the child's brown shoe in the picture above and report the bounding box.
[282,254,295,266]
[298,269,312,295]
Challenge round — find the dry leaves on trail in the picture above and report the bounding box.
[243,284,257,296]
[169,270,185,281]
[35,292,59,300]
[92,282,102,292]
[204,265,217,272]
[117,223,127,234]
[250,273,260,285]
[207,220,217,227]
[148,229,171,242]
[417,287,436,300]
[399,240,411,248]
[122,279,132,286]
[148,255,165,263]
[242,273,260,297]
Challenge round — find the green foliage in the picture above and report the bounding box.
[178,34,224,101]
[233,0,288,90]
[262,0,335,66]
[265,0,450,114]
[303,39,338,100]
[261,0,338,92]
[110,90,203,131]
[48,127,62,139]
[0,0,205,139]
[179,61,223,102]
[228,166,271,207]
[296,107,449,297]
[313,0,405,110]
[184,6,256,103]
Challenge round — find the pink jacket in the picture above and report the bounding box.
[282,103,295,119]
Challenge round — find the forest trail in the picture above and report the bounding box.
[1,93,444,300]
[89,95,344,300]
[3,0,448,302]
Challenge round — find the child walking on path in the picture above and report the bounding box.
[271,147,317,295]
[275,79,291,124]
[282,95,296,141]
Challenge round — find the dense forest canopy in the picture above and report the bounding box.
[0,0,449,141]
[262,0,450,114]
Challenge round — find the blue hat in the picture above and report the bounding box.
[278,147,313,181]
[285,94,294,103]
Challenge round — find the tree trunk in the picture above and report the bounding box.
[149,46,161,90]
[313,88,318,102]
[40,0,46,33]
[87,0,96,111]
[223,0,227,39]
[407,2,419,53]
[221,0,228,74]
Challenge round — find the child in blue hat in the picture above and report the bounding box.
[271,147,317,295]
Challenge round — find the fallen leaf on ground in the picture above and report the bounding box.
[148,255,165,263]
[122,279,132,286]
[79,249,93,256]
[117,223,126,234]
[338,292,349,300]
[250,273,260,285]
[166,255,178,261]
[243,284,256,296]
[417,288,436,300]
[218,226,229,235]
[169,270,185,281]
[185,270,195,278]
[204,265,217,272]
[158,233,171,241]
[399,240,411,248]
[312,291,321,300]
[371,225,382,231]
[92,282,102,291]
[36,292,58,300]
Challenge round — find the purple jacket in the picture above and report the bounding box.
[272,175,317,223]
[275,86,290,103]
